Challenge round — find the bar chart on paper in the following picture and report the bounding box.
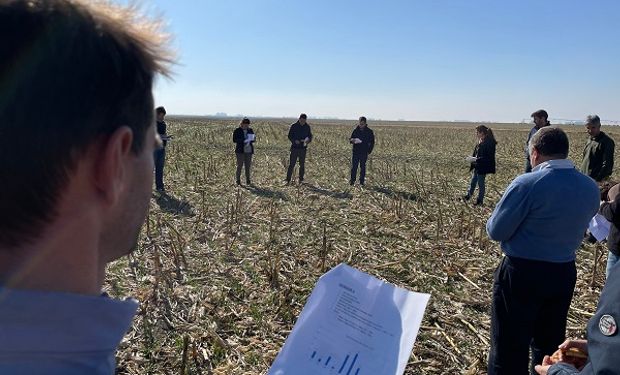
[267,264,431,375]
[304,324,386,375]
[310,349,362,375]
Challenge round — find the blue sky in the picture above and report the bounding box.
[138,1,619,122]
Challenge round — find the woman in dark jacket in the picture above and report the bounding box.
[232,118,255,185]
[463,125,497,205]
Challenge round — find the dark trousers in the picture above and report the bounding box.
[350,152,368,184]
[236,153,252,183]
[286,148,307,182]
[488,256,576,375]
[154,148,166,190]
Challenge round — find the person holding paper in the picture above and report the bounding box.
[349,116,375,186]
[599,184,620,278]
[463,125,496,206]
[233,117,255,185]
[285,113,313,184]
[486,127,599,375]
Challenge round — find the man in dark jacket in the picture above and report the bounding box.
[534,262,620,375]
[232,117,255,185]
[525,109,551,173]
[285,113,313,184]
[349,116,375,186]
[154,106,168,191]
[581,115,615,182]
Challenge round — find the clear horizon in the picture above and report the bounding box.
[129,0,620,123]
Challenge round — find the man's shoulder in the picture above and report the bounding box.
[602,132,615,145]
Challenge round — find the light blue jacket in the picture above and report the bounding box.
[0,288,137,375]
[487,160,599,263]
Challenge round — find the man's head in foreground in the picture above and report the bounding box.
[528,127,569,169]
[0,0,172,295]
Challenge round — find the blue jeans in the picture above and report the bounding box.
[154,148,166,190]
[467,172,486,203]
[606,252,620,279]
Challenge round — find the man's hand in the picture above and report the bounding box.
[558,339,588,356]
[534,355,554,374]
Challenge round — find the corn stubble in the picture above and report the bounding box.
[106,119,616,374]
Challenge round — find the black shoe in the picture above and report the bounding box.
[236,180,241,186]
[462,195,471,201]
[350,180,355,186]
[246,180,252,186]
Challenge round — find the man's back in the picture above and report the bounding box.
[487,163,599,262]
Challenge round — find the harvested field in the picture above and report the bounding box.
[107,118,618,374]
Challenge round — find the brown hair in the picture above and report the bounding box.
[531,109,549,121]
[476,125,497,144]
[529,127,569,159]
[0,0,173,247]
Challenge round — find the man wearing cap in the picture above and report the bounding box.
[487,127,600,375]
[285,113,313,184]
[534,262,620,374]
[525,109,551,173]
[581,115,615,182]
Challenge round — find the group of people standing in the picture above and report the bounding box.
[462,109,615,208]
[4,1,620,374]
[231,113,375,187]
[474,111,619,375]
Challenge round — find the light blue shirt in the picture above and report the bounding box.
[487,159,600,263]
[0,288,138,375]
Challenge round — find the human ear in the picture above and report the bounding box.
[93,126,134,206]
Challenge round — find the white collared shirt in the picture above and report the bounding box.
[532,159,576,172]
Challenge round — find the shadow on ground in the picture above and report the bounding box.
[304,184,352,200]
[154,192,194,216]
[370,186,417,201]
[244,185,289,201]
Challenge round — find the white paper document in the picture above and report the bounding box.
[465,156,477,163]
[589,213,611,242]
[246,134,256,142]
[268,264,431,375]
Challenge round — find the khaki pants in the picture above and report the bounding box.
[236,153,252,183]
